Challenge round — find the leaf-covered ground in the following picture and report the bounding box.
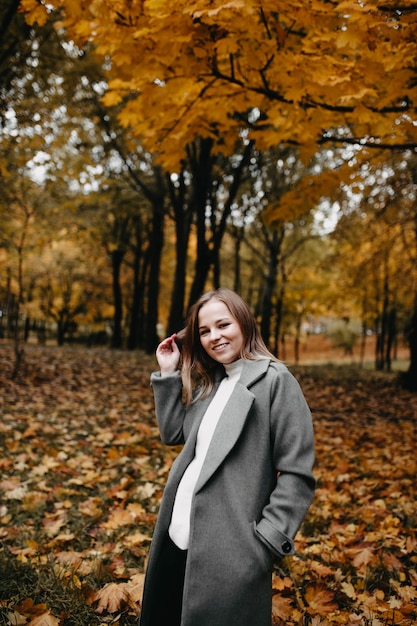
[0,344,416,625]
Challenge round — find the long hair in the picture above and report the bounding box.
[178,288,277,405]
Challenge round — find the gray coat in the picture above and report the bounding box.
[140,359,315,626]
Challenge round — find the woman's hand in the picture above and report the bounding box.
[156,333,180,375]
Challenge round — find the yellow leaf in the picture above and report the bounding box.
[19,0,49,27]
[72,574,82,589]
[341,581,357,599]
[102,507,134,529]
[102,90,124,107]
[123,531,151,546]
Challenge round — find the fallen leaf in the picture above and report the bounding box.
[272,595,294,621]
[304,583,338,616]
[28,612,60,626]
[92,583,131,614]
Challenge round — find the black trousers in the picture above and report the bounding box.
[148,533,188,626]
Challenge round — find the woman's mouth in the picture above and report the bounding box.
[213,343,228,351]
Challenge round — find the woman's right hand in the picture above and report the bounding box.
[156,333,180,375]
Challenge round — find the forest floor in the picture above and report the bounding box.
[279,332,410,369]
[0,340,416,625]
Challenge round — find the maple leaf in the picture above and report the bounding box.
[272,575,293,591]
[272,595,294,622]
[91,578,143,615]
[15,599,48,618]
[78,497,103,517]
[92,582,130,613]
[123,530,151,547]
[102,507,134,529]
[309,560,335,578]
[304,583,338,616]
[346,545,376,570]
[19,0,49,27]
[0,478,28,500]
[28,612,60,626]
[129,573,145,600]
[41,513,66,537]
[382,551,405,572]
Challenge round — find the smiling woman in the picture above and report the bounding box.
[140,288,316,626]
[198,300,244,364]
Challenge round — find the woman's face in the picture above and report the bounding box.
[198,299,244,364]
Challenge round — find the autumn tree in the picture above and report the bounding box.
[0,0,32,120]
[0,2,166,352]
[17,0,417,379]
[21,0,417,166]
[0,150,43,375]
[185,137,254,307]
[213,144,339,352]
[330,151,417,380]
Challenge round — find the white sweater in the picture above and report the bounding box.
[169,360,244,549]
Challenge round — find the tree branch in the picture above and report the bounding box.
[377,3,417,14]
[320,135,417,152]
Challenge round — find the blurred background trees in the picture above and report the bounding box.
[1,0,417,389]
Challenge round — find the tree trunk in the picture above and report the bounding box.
[167,229,189,334]
[260,229,283,348]
[167,172,192,335]
[385,306,396,373]
[294,319,301,364]
[232,226,242,294]
[144,200,164,354]
[111,249,124,349]
[375,257,389,371]
[57,318,66,346]
[401,295,417,391]
[127,218,144,350]
[273,283,285,358]
[187,139,214,308]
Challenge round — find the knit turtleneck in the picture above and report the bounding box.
[224,358,244,379]
[169,359,244,549]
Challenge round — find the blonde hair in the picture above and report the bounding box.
[177,288,277,405]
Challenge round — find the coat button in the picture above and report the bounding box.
[282,541,292,554]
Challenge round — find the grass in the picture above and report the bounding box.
[0,550,101,625]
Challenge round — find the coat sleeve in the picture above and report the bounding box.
[150,371,186,445]
[255,365,315,558]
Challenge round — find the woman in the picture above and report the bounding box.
[140,288,315,626]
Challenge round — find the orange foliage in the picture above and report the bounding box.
[19,1,417,169]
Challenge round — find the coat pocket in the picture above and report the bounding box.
[248,521,273,575]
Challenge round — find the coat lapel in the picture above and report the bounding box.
[173,359,270,495]
[165,376,224,485]
[194,359,270,494]
[194,384,255,493]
